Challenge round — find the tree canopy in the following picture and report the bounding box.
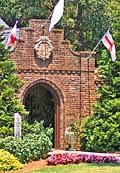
[0,0,111,50]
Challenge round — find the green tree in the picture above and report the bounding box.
[62,0,110,50]
[0,0,111,51]
[0,30,28,137]
[81,1,120,152]
[0,0,53,26]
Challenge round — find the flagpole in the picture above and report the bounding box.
[87,29,110,59]
[87,38,102,59]
[42,12,53,29]
[42,0,64,32]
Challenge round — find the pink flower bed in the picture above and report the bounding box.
[47,153,119,165]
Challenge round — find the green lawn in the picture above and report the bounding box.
[31,163,120,173]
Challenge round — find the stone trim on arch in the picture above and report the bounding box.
[22,78,64,104]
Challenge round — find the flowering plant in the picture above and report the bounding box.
[47,153,119,165]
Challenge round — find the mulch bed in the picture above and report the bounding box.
[20,159,49,172]
[6,160,50,173]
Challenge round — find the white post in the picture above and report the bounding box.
[14,112,22,138]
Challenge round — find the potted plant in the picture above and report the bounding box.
[65,125,78,151]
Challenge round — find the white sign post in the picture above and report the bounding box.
[14,112,22,138]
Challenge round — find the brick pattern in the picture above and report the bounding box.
[10,19,96,149]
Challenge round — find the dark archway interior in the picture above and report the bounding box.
[24,84,55,143]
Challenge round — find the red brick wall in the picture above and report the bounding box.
[10,19,96,149]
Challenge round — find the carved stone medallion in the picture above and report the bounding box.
[34,36,53,60]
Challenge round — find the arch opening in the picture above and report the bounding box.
[23,82,62,148]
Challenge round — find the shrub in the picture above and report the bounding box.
[81,106,120,152]
[47,153,119,165]
[0,122,53,163]
[0,149,23,171]
[80,24,120,152]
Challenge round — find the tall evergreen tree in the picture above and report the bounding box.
[81,1,120,152]
[0,29,28,137]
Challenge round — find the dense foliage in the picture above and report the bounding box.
[47,153,119,165]
[0,31,28,137]
[63,0,110,50]
[81,1,120,152]
[0,121,53,163]
[0,149,23,171]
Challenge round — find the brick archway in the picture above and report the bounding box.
[10,19,96,149]
[22,79,64,149]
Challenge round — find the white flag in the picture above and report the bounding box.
[102,30,116,61]
[6,20,18,46]
[49,0,64,32]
